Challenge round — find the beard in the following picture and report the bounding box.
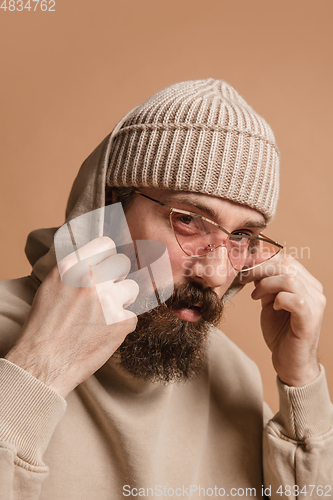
[117,282,223,384]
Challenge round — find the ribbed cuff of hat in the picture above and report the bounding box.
[106,79,280,222]
[0,358,67,467]
[273,365,333,441]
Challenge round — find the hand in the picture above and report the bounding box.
[5,237,139,398]
[239,254,326,387]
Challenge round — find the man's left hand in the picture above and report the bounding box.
[239,255,326,387]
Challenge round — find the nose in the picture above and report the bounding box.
[185,245,237,289]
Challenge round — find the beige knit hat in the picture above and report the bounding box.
[106,78,280,222]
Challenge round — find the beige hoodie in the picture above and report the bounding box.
[0,133,333,500]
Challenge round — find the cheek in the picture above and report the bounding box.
[167,247,194,282]
[126,216,182,274]
[126,211,169,243]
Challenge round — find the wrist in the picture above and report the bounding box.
[277,363,321,387]
[5,347,73,398]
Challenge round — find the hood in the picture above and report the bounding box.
[25,133,114,283]
[24,119,244,306]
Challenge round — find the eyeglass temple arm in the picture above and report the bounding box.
[133,189,172,210]
[256,235,283,249]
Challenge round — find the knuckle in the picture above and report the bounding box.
[86,236,116,253]
[285,274,297,286]
[295,296,306,309]
[254,278,265,291]
[113,253,131,273]
[77,237,117,264]
[281,264,297,276]
[97,236,116,249]
[114,310,137,330]
[319,293,327,308]
[117,311,128,323]
[123,279,140,295]
[279,264,288,275]
[283,254,295,266]
[274,295,282,308]
[110,309,127,324]
[112,314,137,341]
[280,255,297,274]
[124,314,138,331]
[57,251,78,275]
[114,279,139,300]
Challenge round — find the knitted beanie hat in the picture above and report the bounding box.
[106,78,280,222]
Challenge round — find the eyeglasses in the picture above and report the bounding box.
[134,190,283,272]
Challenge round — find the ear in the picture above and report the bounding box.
[105,186,117,206]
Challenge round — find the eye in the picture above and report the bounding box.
[230,231,252,241]
[171,213,205,236]
[178,215,193,225]
[173,214,197,231]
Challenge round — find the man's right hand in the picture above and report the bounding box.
[5,237,139,398]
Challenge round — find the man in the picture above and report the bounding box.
[0,79,331,499]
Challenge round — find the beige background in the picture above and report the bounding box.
[0,0,332,412]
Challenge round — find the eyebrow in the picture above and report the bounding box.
[166,194,267,230]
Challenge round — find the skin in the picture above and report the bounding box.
[5,187,325,397]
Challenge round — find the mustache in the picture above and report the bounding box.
[126,278,223,326]
[164,282,223,324]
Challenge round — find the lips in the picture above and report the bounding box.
[163,283,223,325]
[172,303,202,322]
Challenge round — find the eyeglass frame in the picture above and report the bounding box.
[133,189,283,272]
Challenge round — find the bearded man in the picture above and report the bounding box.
[0,79,331,500]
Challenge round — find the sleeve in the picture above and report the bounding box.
[0,358,67,500]
[263,365,333,500]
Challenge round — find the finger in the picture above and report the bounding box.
[91,253,131,284]
[100,303,138,328]
[58,237,117,277]
[278,256,323,294]
[96,279,139,326]
[288,263,323,294]
[273,292,311,333]
[251,275,307,301]
[238,255,281,283]
[239,255,323,294]
[96,278,140,309]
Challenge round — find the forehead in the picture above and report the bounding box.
[138,187,267,229]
